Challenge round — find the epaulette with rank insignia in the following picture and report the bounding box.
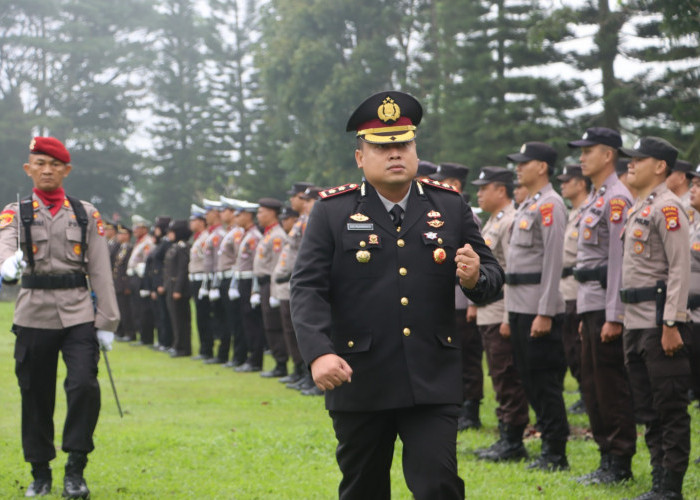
[319,183,360,200]
[417,177,459,194]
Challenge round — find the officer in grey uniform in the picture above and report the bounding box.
[253,197,289,377]
[188,204,210,359]
[0,136,119,499]
[471,166,530,462]
[556,165,587,415]
[202,199,227,364]
[505,141,570,471]
[619,137,690,499]
[126,215,155,344]
[666,159,693,223]
[568,127,636,485]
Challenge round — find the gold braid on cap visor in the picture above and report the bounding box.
[357,125,416,144]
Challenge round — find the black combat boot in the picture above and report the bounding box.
[62,452,89,499]
[592,454,633,485]
[657,468,684,500]
[457,399,481,431]
[478,422,528,462]
[526,440,569,472]
[630,465,663,500]
[279,362,304,384]
[575,452,611,484]
[567,392,586,415]
[25,462,51,497]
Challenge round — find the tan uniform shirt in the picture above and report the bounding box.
[576,173,632,321]
[272,215,307,301]
[188,230,208,274]
[506,183,566,316]
[689,222,700,323]
[560,206,582,302]
[0,195,119,331]
[236,226,262,274]
[681,191,696,229]
[127,233,154,277]
[254,223,287,298]
[218,225,244,272]
[203,224,226,279]
[622,182,690,329]
[476,203,514,326]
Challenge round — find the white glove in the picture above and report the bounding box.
[228,279,240,301]
[1,250,26,281]
[97,330,114,351]
[139,289,150,298]
[135,262,146,278]
[198,286,209,300]
[126,268,134,277]
[269,296,281,308]
[250,292,261,308]
[209,288,221,301]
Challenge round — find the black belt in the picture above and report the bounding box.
[274,273,291,284]
[257,275,271,286]
[573,266,607,288]
[561,267,574,278]
[689,294,700,311]
[505,272,541,285]
[620,285,664,304]
[21,273,88,290]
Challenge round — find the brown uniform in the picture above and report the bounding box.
[476,203,529,428]
[621,182,691,474]
[253,223,288,368]
[0,194,119,463]
[164,240,191,356]
[575,173,636,460]
[506,183,569,448]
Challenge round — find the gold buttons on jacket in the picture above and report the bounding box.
[359,241,366,248]
[401,297,409,306]
[403,328,411,337]
[447,336,452,343]
[347,341,354,348]
[399,267,407,276]
[438,238,443,244]
[397,239,405,247]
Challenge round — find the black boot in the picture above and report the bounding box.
[478,422,528,462]
[526,440,569,472]
[575,452,611,484]
[279,362,304,384]
[657,468,684,500]
[260,361,288,378]
[25,462,51,497]
[62,452,89,499]
[592,454,633,484]
[630,466,664,499]
[457,399,481,431]
[567,392,586,415]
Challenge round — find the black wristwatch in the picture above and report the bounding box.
[663,320,678,328]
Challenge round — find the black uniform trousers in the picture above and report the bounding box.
[14,322,100,463]
[579,310,636,458]
[562,300,582,384]
[624,325,691,473]
[260,281,288,365]
[280,300,303,366]
[115,292,135,339]
[509,312,569,443]
[457,310,483,402]
[208,287,227,360]
[189,279,212,357]
[479,323,529,426]
[155,292,173,348]
[167,293,191,356]
[238,278,264,367]
[329,405,464,500]
[216,277,246,364]
[689,321,700,399]
[138,295,155,345]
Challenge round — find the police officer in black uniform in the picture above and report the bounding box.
[290,91,503,500]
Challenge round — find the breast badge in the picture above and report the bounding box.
[641,206,651,217]
[424,232,438,240]
[73,244,82,255]
[583,228,592,240]
[433,248,446,264]
[368,234,379,245]
[350,213,369,222]
[595,197,605,208]
[427,220,444,228]
[356,250,371,263]
[633,241,644,254]
[427,210,441,218]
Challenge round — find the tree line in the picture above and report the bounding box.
[0,0,697,219]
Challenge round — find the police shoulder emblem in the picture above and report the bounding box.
[377,97,401,123]
[320,183,360,200]
[662,206,680,231]
[418,178,459,194]
[0,209,15,229]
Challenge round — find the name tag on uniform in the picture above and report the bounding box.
[347,223,374,231]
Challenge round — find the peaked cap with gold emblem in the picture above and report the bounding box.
[346,91,422,145]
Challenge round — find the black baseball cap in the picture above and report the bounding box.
[687,163,700,179]
[471,166,514,186]
[430,162,469,183]
[616,158,630,176]
[507,142,557,167]
[618,137,678,170]
[279,206,299,219]
[417,160,438,177]
[556,164,584,182]
[568,127,622,149]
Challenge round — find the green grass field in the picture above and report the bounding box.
[0,300,698,499]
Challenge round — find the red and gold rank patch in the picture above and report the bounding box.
[662,206,680,231]
[633,241,644,254]
[641,206,651,217]
[539,203,554,227]
[609,198,626,223]
[92,210,101,219]
[63,199,70,208]
[32,200,39,210]
[273,238,282,253]
[73,244,82,255]
[484,237,493,247]
[692,242,700,252]
[96,219,105,236]
[0,210,16,229]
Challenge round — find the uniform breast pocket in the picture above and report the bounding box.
[511,219,534,248]
[629,225,651,258]
[20,225,49,262]
[66,227,85,262]
[341,232,383,278]
[421,232,456,275]
[581,216,602,246]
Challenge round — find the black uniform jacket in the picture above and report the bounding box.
[290,180,504,411]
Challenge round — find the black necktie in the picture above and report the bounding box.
[389,204,404,227]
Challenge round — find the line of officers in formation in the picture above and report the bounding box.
[106,127,699,499]
[106,184,327,395]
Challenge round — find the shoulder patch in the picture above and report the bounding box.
[418,178,459,194]
[662,206,680,231]
[539,203,554,227]
[0,210,16,229]
[609,198,626,224]
[319,183,360,200]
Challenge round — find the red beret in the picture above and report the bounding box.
[29,136,71,164]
